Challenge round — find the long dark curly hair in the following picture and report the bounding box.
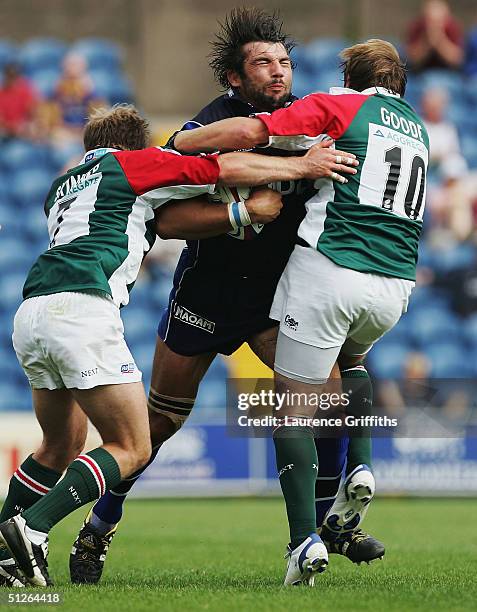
[209,7,296,90]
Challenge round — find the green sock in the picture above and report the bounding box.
[341,366,373,474]
[0,455,61,561]
[273,424,318,550]
[22,448,121,535]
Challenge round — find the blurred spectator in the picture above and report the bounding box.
[376,353,472,435]
[376,352,433,415]
[464,25,477,77]
[406,0,463,71]
[0,63,40,139]
[421,87,460,171]
[427,155,474,241]
[46,52,101,144]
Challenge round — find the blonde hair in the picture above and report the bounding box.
[340,39,407,96]
[83,104,151,151]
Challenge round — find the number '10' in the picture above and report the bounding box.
[382,145,426,220]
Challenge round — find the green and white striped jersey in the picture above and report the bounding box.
[257,87,430,281]
[23,147,220,306]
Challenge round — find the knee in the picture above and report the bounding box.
[35,436,86,472]
[133,438,153,471]
[136,440,152,469]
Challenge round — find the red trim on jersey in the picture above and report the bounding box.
[257,93,369,141]
[112,147,220,196]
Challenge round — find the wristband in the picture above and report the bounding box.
[228,201,252,230]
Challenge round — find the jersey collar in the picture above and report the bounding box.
[329,86,400,98]
[80,147,119,164]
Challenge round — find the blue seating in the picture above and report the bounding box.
[0,345,27,384]
[0,40,16,70]
[0,272,26,312]
[367,342,410,379]
[205,355,229,381]
[71,39,123,71]
[196,380,226,413]
[464,76,477,105]
[150,285,172,311]
[19,39,66,75]
[421,242,477,274]
[131,342,154,384]
[381,315,413,345]
[314,68,343,93]
[420,70,464,97]
[290,72,313,98]
[23,205,48,242]
[0,140,49,172]
[10,169,52,207]
[0,312,14,347]
[404,75,424,110]
[49,140,84,171]
[89,69,133,103]
[0,381,30,412]
[424,341,472,377]
[406,285,451,313]
[122,307,156,346]
[0,199,24,237]
[0,239,36,276]
[463,313,477,349]
[30,68,60,98]
[409,307,463,347]
[460,133,477,169]
[108,75,134,104]
[303,38,346,74]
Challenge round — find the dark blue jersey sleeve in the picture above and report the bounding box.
[165,94,256,151]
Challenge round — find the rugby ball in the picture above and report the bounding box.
[209,186,264,240]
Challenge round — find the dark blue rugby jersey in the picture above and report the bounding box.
[167,90,316,280]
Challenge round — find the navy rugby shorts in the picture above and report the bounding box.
[157,246,279,356]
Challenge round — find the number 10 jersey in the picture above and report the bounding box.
[256,86,429,281]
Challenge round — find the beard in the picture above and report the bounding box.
[239,79,292,112]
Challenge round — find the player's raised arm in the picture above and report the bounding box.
[174,92,367,153]
[217,141,358,186]
[174,116,268,152]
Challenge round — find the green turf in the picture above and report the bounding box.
[2,498,476,611]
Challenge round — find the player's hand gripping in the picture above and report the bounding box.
[245,187,283,224]
[302,139,359,183]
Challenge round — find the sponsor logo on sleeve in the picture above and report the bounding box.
[121,363,136,374]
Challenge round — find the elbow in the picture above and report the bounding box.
[239,122,265,148]
[155,220,176,240]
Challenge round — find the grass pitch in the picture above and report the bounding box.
[4,498,477,611]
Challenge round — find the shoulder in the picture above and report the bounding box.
[193,94,252,124]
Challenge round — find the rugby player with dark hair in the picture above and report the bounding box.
[0,103,344,588]
[68,9,382,585]
[174,38,427,585]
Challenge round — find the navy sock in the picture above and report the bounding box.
[92,444,162,525]
[314,436,348,527]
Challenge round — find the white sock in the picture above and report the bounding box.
[89,512,117,536]
[25,526,47,546]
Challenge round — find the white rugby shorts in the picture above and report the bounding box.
[13,291,142,390]
[271,245,414,383]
